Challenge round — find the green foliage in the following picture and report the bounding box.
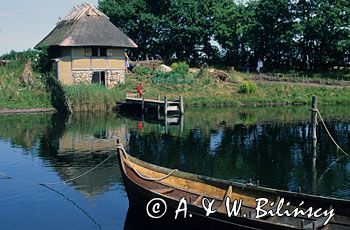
[99,0,350,70]
[196,68,210,79]
[33,48,51,73]
[0,58,51,109]
[64,83,132,112]
[99,0,217,63]
[151,71,193,85]
[170,62,189,75]
[0,49,51,74]
[133,66,154,76]
[239,81,257,94]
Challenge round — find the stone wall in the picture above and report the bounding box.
[72,70,125,88]
[72,71,92,84]
[107,70,125,88]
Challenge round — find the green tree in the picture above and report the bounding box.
[294,0,350,70]
[98,0,217,64]
[98,0,162,59]
[212,1,254,67]
[98,0,349,70]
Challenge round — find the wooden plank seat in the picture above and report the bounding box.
[151,188,175,195]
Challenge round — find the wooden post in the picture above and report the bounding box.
[164,96,168,116]
[180,115,184,136]
[157,94,160,119]
[179,96,184,115]
[141,96,145,113]
[311,96,318,143]
[165,115,168,134]
[116,139,121,155]
[311,96,318,193]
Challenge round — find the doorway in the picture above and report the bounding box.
[92,71,106,87]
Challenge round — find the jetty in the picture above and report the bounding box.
[125,92,184,116]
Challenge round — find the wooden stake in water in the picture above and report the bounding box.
[179,96,184,115]
[311,96,318,143]
[164,96,168,116]
[311,96,318,193]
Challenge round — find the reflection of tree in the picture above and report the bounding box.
[0,107,348,199]
[129,117,350,199]
[0,114,51,150]
[39,113,68,157]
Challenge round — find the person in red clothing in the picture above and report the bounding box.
[136,82,143,98]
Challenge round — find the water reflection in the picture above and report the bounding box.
[0,106,349,229]
[38,112,126,197]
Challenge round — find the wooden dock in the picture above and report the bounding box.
[125,92,184,115]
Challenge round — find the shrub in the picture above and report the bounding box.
[170,61,189,75]
[196,68,210,79]
[152,71,193,85]
[133,66,153,76]
[239,81,257,94]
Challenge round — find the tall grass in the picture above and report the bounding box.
[64,84,127,112]
[0,60,51,109]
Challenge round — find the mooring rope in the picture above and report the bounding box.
[39,154,114,186]
[40,184,102,229]
[0,172,12,179]
[116,143,179,182]
[314,109,349,157]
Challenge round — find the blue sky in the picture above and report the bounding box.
[0,0,98,55]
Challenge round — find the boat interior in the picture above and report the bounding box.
[120,151,350,230]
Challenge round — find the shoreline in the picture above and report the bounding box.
[0,108,56,115]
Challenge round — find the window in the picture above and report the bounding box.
[92,72,100,84]
[92,48,99,57]
[107,49,113,57]
[86,47,110,57]
[100,48,107,57]
[85,48,92,56]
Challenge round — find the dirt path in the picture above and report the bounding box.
[251,74,350,87]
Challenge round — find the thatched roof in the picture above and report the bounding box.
[35,3,137,49]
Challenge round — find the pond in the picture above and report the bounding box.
[0,106,349,229]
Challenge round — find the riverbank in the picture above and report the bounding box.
[2,60,350,112]
[114,68,350,106]
[0,108,55,115]
[0,60,51,110]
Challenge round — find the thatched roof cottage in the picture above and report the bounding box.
[35,3,137,88]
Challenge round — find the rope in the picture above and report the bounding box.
[315,109,349,157]
[39,154,114,186]
[0,172,12,179]
[116,143,178,182]
[40,184,102,229]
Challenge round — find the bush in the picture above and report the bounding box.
[239,81,257,94]
[170,61,189,75]
[133,66,153,76]
[152,71,193,85]
[196,68,210,79]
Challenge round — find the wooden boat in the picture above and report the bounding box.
[117,145,350,229]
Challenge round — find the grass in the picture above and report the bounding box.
[45,69,350,110]
[1,59,350,111]
[128,70,350,107]
[0,60,51,109]
[64,82,131,112]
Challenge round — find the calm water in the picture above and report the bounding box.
[0,106,350,229]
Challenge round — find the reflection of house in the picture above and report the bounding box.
[54,162,123,197]
[59,127,128,155]
[35,3,137,88]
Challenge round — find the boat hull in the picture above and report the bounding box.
[119,156,295,229]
